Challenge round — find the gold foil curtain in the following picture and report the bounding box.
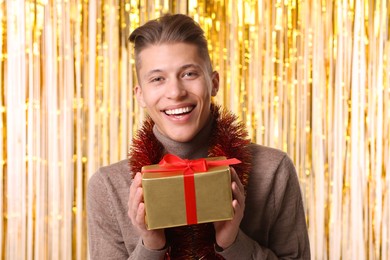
[0,0,389,259]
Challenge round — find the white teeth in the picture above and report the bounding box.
[165,106,193,115]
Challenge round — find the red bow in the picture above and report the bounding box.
[155,154,241,172]
[142,154,241,225]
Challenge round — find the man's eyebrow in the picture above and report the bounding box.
[143,69,163,80]
[181,64,201,70]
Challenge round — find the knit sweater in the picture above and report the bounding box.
[87,120,310,259]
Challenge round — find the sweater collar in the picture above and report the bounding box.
[152,116,213,160]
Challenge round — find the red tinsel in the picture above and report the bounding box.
[129,104,252,259]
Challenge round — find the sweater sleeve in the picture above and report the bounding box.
[215,229,278,259]
[216,155,310,259]
[87,171,130,259]
[87,170,168,260]
[267,155,310,259]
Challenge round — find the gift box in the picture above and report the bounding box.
[141,154,240,230]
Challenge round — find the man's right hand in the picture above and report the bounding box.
[128,172,166,250]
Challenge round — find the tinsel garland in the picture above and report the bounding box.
[129,104,252,259]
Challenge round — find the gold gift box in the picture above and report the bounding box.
[142,157,233,230]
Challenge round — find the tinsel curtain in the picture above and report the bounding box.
[1,0,389,259]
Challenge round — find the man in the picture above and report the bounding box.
[87,13,310,259]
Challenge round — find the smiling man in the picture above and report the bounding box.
[87,14,310,259]
[134,42,219,143]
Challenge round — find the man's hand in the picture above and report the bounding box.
[214,167,245,249]
[128,172,166,250]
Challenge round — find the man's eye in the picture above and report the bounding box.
[183,71,198,78]
[151,77,164,82]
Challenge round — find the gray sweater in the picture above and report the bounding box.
[87,124,310,259]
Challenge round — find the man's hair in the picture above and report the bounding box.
[129,14,212,74]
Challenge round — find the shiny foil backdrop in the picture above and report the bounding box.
[0,0,389,259]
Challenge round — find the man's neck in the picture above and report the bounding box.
[152,118,213,159]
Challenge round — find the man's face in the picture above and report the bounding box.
[135,42,219,142]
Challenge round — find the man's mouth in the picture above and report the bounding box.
[164,106,195,116]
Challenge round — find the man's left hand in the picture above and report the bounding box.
[214,167,245,249]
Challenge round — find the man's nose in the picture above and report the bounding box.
[165,78,187,99]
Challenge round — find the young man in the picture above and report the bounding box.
[87,14,310,259]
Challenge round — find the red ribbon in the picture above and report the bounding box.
[142,154,241,225]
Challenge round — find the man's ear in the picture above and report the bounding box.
[135,85,146,108]
[211,71,220,96]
